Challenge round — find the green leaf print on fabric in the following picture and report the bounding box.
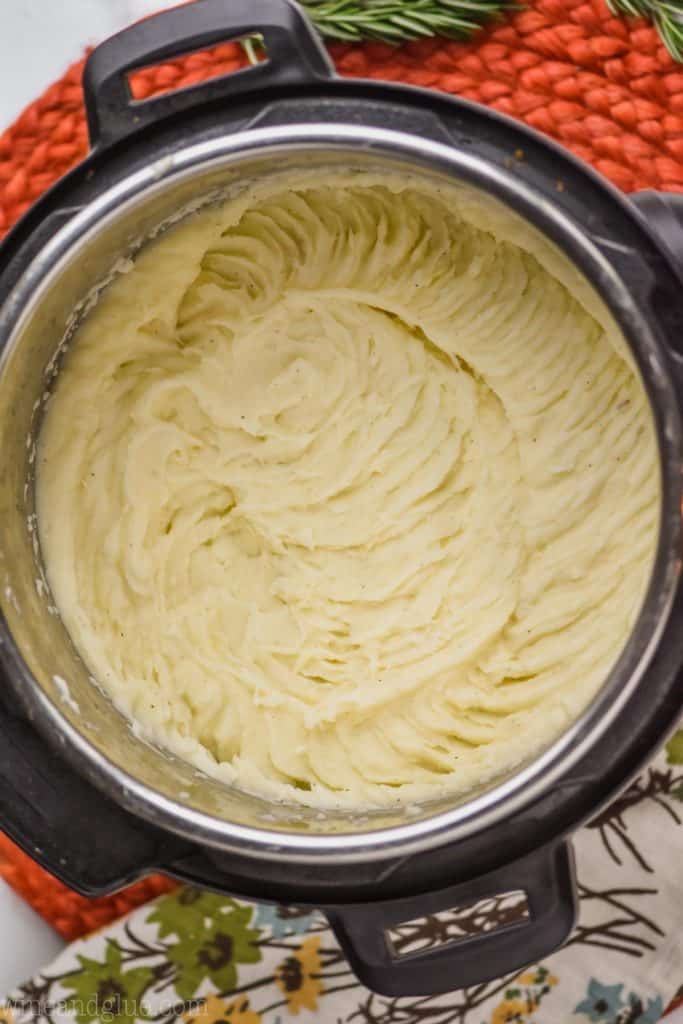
[147,889,236,938]
[667,730,683,765]
[147,889,262,1000]
[61,941,153,1024]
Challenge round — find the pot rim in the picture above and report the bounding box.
[1,122,680,864]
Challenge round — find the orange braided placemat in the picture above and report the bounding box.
[1,0,682,939]
[2,0,683,239]
[0,834,176,941]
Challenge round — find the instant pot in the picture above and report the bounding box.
[1,0,682,998]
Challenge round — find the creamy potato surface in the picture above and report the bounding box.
[37,172,658,807]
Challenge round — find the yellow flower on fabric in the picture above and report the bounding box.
[275,936,323,1014]
[517,967,558,988]
[183,994,261,1024]
[490,965,557,1023]
[517,972,537,985]
[491,999,528,1024]
[221,1000,261,1024]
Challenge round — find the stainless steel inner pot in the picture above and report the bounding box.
[1,128,680,861]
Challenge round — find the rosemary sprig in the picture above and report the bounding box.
[297,0,509,43]
[607,0,683,62]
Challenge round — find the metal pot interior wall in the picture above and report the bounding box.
[0,139,668,854]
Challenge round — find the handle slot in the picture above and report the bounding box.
[326,843,576,997]
[83,0,335,148]
[387,888,530,958]
[126,35,268,104]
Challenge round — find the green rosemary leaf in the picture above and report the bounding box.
[608,0,683,62]
[298,0,511,43]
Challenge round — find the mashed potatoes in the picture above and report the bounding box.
[37,171,659,808]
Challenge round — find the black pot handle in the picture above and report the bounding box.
[631,190,683,279]
[326,842,576,997]
[82,0,335,149]
[0,681,189,894]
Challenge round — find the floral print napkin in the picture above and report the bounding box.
[2,729,682,1024]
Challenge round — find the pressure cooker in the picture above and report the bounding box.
[1,0,682,998]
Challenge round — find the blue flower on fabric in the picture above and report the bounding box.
[253,902,321,938]
[575,979,625,1021]
[626,993,664,1024]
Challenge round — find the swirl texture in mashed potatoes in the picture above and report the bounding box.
[37,171,659,808]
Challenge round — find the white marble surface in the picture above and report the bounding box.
[0,878,64,995]
[0,0,172,130]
